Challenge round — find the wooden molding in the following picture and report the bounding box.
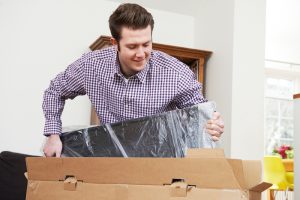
[294,93,300,99]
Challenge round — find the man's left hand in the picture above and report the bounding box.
[206,112,224,141]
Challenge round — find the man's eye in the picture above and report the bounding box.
[128,46,135,49]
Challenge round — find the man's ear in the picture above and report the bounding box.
[110,37,117,46]
[110,37,120,51]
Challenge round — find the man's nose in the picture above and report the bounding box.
[135,47,145,58]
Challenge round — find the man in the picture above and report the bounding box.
[43,3,224,157]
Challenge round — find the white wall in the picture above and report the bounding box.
[231,0,266,159]
[0,0,195,155]
[195,0,266,159]
[265,0,300,63]
[194,0,235,157]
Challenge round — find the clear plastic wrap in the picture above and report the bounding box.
[60,102,216,157]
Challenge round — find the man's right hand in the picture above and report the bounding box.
[43,134,62,157]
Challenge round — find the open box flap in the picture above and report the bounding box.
[186,149,270,191]
[242,160,264,189]
[249,182,272,192]
[227,159,247,189]
[26,156,244,190]
[230,159,271,192]
[242,159,272,192]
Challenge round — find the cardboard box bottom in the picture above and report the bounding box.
[26,180,258,200]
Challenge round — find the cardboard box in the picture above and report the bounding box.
[25,149,271,200]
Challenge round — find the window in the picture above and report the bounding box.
[264,78,294,154]
[264,60,300,155]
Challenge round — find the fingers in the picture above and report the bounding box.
[211,136,220,142]
[206,129,222,139]
[205,129,220,141]
[206,112,225,140]
[206,121,224,134]
[43,148,53,157]
[55,149,61,158]
[43,145,56,157]
[43,135,62,157]
[43,146,61,157]
[207,119,224,128]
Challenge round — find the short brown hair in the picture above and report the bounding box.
[109,3,154,42]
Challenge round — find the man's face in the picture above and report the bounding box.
[116,25,152,77]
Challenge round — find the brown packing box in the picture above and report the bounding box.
[25,149,271,200]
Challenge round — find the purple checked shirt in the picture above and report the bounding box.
[43,46,206,135]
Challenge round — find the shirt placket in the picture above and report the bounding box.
[122,77,131,121]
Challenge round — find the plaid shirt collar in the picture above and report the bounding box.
[111,51,152,84]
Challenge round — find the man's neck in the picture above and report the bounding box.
[117,55,136,79]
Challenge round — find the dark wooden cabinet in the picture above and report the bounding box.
[89,35,212,125]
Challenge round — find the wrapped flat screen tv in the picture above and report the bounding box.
[60,102,216,157]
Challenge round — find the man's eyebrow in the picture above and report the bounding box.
[126,40,151,45]
[143,40,151,44]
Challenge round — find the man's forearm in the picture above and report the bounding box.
[42,89,65,136]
